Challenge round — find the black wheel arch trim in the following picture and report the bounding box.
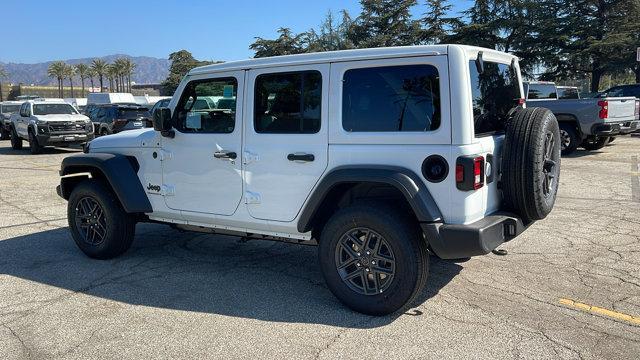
[297,166,443,233]
[59,152,152,214]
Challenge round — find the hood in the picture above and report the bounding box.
[35,114,90,122]
[89,128,159,149]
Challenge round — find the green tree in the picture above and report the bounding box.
[419,0,462,44]
[540,0,640,91]
[250,28,307,58]
[306,10,355,52]
[75,63,89,96]
[348,0,420,48]
[161,50,215,95]
[0,65,7,102]
[91,59,108,92]
[47,61,66,98]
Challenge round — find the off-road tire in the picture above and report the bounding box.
[28,130,43,154]
[581,136,608,151]
[558,123,579,155]
[502,107,561,223]
[0,128,9,140]
[318,202,429,315]
[10,127,22,150]
[68,180,136,259]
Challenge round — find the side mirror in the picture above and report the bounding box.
[153,107,175,138]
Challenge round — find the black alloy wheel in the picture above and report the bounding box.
[334,227,396,296]
[74,196,107,246]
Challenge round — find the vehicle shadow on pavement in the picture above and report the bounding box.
[0,224,461,328]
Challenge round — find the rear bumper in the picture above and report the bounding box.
[592,121,640,136]
[421,213,528,259]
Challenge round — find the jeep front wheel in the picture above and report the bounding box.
[318,202,428,315]
[68,180,136,259]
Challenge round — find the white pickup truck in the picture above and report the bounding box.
[524,81,639,154]
[9,100,94,154]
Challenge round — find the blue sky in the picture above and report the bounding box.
[4,0,472,64]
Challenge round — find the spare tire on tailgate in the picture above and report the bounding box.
[501,107,561,223]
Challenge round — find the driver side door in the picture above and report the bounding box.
[161,71,245,218]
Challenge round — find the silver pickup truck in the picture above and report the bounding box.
[524,81,639,155]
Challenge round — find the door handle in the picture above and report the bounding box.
[287,153,315,162]
[214,150,237,160]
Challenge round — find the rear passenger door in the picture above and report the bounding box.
[244,64,329,222]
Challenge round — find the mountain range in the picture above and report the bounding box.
[0,55,170,86]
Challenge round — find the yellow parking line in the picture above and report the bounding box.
[559,298,640,326]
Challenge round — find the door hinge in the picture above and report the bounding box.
[244,191,261,204]
[160,149,173,161]
[243,151,259,165]
[162,184,175,196]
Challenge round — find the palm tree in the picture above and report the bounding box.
[75,63,89,96]
[88,68,96,92]
[90,59,108,92]
[0,65,7,102]
[47,61,66,98]
[64,63,75,98]
[114,58,127,92]
[107,64,119,92]
[122,58,136,92]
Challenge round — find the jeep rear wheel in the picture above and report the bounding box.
[28,130,43,154]
[318,202,428,315]
[10,127,22,150]
[502,107,561,223]
[68,180,136,259]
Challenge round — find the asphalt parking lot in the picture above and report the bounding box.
[0,137,639,360]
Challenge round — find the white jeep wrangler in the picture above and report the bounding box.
[57,45,561,315]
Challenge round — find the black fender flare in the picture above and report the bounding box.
[297,166,443,233]
[59,153,152,213]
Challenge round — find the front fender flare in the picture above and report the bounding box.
[59,153,152,213]
[297,166,443,233]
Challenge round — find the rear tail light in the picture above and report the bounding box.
[597,100,608,119]
[456,155,485,191]
[113,119,128,127]
[517,98,525,105]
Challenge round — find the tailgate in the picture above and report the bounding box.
[605,97,636,121]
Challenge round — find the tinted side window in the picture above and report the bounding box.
[469,61,521,136]
[174,77,237,134]
[342,65,440,132]
[623,86,640,98]
[254,71,322,134]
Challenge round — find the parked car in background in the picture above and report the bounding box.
[557,86,580,99]
[524,81,639,155]
[0,101,23,140]
[9,100,94,154]
[599,84,640,99]
[88,104,152,136]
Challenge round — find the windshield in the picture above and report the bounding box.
[1,105,20,114]
[33,103,78,115]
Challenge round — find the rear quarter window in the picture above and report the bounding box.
[342,64,440,132]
